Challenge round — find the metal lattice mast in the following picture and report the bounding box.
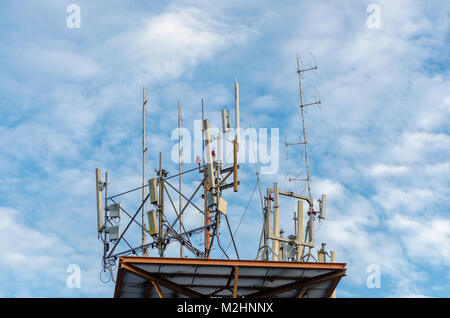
[98,81,242,275]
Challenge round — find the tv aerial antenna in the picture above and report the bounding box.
[257,54,327,263]
[294,53,321,197]
[285,53,321,163]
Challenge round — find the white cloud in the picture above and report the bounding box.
[388,214,450,267]
[0,0,448,298]
[369,164,410,177]
[389,132,450,165]
[110,6,247,81]
[0,207,112,297]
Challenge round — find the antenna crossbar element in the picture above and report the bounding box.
[284,137,304,160]
[285,141,304,146]
[288,177,309,182]
[300,101,321,108]
[297,66,318,74]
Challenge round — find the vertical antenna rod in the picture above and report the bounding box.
[235,81,240,148]
[95,168,103,234]
[201,98,205,166]
[201,98,207,253]
[158,152,165,257]
[297,56,312,199]
[178,100,184,258]
[203,119,215,257]
[272,183,280,260]
[142,87,148,256]
[295,54,321,261]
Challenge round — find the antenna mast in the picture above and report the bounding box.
[297,56,314,198]
[178,100,184,258]
[142,87,148,256]
[98,81,241,271]
[296,54,321,260]
[257,55,323,262]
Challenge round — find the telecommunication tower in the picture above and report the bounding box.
[96,59,346,298]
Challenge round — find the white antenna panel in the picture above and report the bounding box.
[148,178,158,204]
[108,225,120,241]
[206,191,217,208]
[221,109,230,133]
[218,197,227,215]
[147,210,159,236]
[107,202,121,218]
[319,194,326,219]
[273,182,279,207]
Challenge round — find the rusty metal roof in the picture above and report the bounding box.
[114,257,346,298]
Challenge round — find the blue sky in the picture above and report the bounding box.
[0,0,449,297]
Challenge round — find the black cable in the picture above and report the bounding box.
[107,165,206,200]
[224,214,240,260]
[223,181,258,255]
[233,181,257,238]
[217,236,230,259]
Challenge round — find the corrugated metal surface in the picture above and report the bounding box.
[114,256,346,298]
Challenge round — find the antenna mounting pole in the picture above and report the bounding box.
[142,87,148,256]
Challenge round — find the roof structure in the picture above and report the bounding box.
[114,256,346,298]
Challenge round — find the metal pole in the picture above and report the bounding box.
[103,171,107,270]
[158,152,164,257]
[233,139,238,192]
[95,168,103,233]
[142,87,148,256]
[297,56,315,260]
[272,183,280,261]
[297,56,312,199]
[204,165,211,257]
[297,200,303,261]
[235,81,240,148]
[330,251,337,298]
[201,98,205,166]
[178,100,184,258]
[266,188,272,260]
[200,98,210,257]
[202,118,216,257]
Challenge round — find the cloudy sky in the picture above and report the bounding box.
[0,0,448,297]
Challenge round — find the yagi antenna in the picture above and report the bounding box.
[288,171,306,183]
[284,135,304,160]
[297,55,305,80]
[309,52,318,76]
[314,86,322,110]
